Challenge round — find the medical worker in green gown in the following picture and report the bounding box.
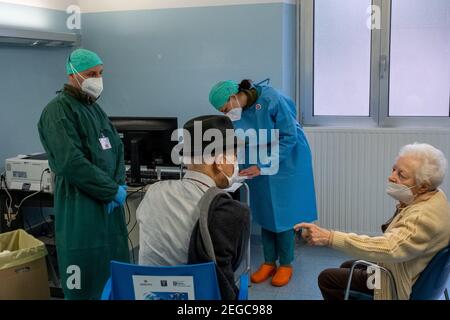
[38,49,130,300]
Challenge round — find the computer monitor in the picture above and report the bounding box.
[109,117,179,185]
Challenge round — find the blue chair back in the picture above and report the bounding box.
[102,261,221,300]
[410,245,450,300]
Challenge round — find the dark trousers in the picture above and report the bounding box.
[318,260,374,300]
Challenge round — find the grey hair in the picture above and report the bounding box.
[397,143,448,190]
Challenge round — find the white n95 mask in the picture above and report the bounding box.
[70,63,104,99]
[226,108,242,122]
[225,95,242,121]
[386,182,416,204]
[81,77,103,99]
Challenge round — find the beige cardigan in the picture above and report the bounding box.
[330,190,450,300]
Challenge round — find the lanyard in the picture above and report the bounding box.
[254,78,270,86]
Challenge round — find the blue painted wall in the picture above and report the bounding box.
[0,2,297,168]
[282,4,297,102]
[0,3,73,167]
[81,3,297,126]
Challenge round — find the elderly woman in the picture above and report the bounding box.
[295,143,450,300]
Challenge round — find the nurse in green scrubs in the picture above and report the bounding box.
[38,49,130,299]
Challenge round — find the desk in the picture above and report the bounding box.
[0,187,149,244]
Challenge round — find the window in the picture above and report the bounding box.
[389,0,449,117]
[300,0,450,127]
[314,0,372,117]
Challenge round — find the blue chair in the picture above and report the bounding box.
[101,261,248,300]
[410,245,450,300]
[345,245,450,300]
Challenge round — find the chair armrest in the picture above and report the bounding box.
[344,260,398,300]
[238,274,249,300]
[101,277,112,300]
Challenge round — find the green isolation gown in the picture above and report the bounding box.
[38,85,130,299]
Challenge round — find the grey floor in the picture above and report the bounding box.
[248,236,351,300]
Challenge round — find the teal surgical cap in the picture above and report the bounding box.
[66,49,103,75]
[209,80,239,110]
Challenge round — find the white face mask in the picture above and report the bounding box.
[81,77,103,99]
[222,160,240,188]
[70,63,104,99]
[386,182,416,204]
[225,96,242,122]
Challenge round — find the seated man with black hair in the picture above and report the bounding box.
[136,115,250,300]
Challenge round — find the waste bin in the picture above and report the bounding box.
[0,229,50,300]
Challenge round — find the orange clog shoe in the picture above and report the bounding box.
[271,266,293,287]
[250,264,277,284]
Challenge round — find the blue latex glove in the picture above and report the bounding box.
[105,201,119,214]
[120,184,128,202]
[114,185,128,206]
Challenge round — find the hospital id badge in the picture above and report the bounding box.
[99,136,112,150]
